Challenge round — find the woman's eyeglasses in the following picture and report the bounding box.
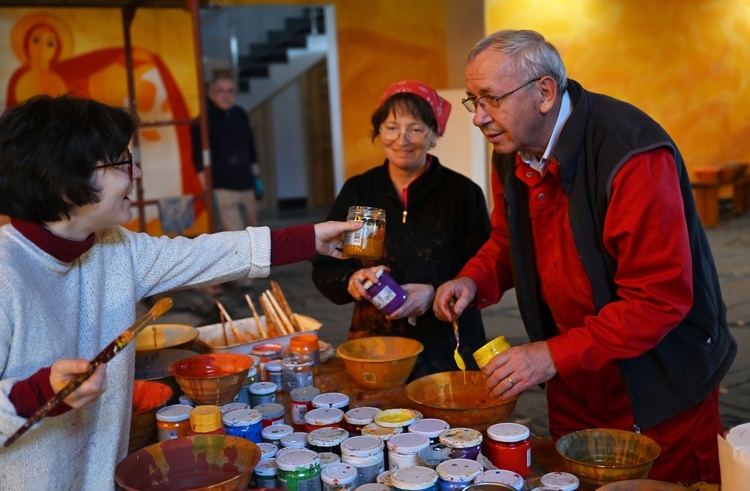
[94,150,134,179]
[379,125,431,144]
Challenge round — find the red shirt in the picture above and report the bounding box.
[459,148,693,432]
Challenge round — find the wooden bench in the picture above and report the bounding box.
[691,173,750,228]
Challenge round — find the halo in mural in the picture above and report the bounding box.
[11,12,74,64]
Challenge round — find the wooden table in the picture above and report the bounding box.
[276,356,568,488]
[691,173,750,228]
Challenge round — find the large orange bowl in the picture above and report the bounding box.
[555,428,661,489]
[129,380,173,453]
[115,435,261,491]
[405,370,517,431]
[169,353,252,406]
[336,336,423,390]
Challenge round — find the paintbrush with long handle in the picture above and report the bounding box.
[3,297,173,448]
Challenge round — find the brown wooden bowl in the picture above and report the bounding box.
[405,370,517,431]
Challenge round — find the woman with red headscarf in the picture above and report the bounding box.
[312,80,491,379]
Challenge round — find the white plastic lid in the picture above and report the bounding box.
[250,381,277,395]
[344,406,381,425]
[220,402,250,414]
[281,432,310,448]
[727,422,750,452]
[376,470,393,486]
[321,463,359,486]
[362,423,403,440]
[290,386,321,402]
[341,435,384,458]
[439,428,483,448]
[408,418,450,439]
[307,427,349,447]
[435,459,483,482]
[266,359,283,372]
[390,466,439,490]
[487,422,530,443]
[540,471,580,491]
[262,423,294,441]
[312,392,350,409]
[374,408,416,428]
[276,448,321,471]
[354,484,391,491]
[222,408,262,427]
[319,451,341,469]
[305,407,345,425]
[253,458,278,477]
[178,395,194,407]
[255,402,285,419]
[387,432,430,454]
[258,442,278,460]
[155,404,192,422]
[474,470,524,490]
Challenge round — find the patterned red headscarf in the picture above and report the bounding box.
[376,80,451,136]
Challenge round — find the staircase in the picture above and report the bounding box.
[234,7,328,112]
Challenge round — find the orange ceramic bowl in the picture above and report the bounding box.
[555,428,661,489]
[336,336,423,390]
[116,435,261,490]
[169,353,253,406]
[405,370,517,431]
[129,380,173,453]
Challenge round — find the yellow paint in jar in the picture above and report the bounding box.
[373,408,416,428]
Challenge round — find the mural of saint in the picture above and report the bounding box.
[5,11,204,229]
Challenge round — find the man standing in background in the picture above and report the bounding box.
[192,73,264,232]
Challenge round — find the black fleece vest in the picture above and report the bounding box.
[493,79,736,430]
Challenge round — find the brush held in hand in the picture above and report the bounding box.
[3,297,173,448]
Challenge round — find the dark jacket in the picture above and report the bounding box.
[191,100,257,191]
[312,157,491,379]
[493,79,736,429]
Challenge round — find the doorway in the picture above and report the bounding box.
[198,4,341,222]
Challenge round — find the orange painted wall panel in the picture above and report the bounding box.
[484,0,750,174]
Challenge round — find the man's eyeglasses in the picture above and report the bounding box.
[93,150,134,179]
[379,124,431,144]
[462,77,542,113]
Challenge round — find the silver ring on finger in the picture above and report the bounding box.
[507,376,515,387]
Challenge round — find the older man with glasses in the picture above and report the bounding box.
[434,29,734,483]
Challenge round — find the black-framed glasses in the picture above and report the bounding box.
[462,77,542,113]
[93,150,134,179]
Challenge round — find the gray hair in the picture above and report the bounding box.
[468,29,567,93]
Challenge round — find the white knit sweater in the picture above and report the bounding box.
[0,224,271,490]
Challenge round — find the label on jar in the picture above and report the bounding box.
[344,223,378,247]
[370,286,397,310]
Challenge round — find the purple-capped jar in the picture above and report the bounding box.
[363,268,407,315]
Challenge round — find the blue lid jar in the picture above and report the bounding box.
[222,408,262,443]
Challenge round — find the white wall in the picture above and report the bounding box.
[271,80,308,200]
[430,88,491,208]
